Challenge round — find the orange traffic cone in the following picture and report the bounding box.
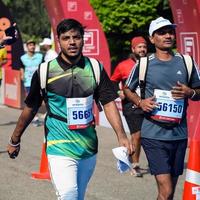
[31,142,50,180]
[183,117,200,199]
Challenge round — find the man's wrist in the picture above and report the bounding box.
[136,99,142,107]
[10,136,21,145]
[190,89,196,99]
[117,133,128,141]
[9,137,20,147]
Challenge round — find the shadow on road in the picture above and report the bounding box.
[0,121,18,126]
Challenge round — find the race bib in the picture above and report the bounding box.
[151,89,184,123]
[66,95,94,130]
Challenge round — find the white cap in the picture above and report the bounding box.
[112,146,132,173]
[149,17,176,36]
[39,38,52,46]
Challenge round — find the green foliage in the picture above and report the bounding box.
[89,0,171,68]
[1,0,172,67]
[90,0,160,34]
[2,0,50,43]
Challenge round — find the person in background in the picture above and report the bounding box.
[111,36,147,177]
[20,39,43,126]
[39,38,58,120]
[124,16,200,200]
[39,37,58,62]
[7,18,133,200]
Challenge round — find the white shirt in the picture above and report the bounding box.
[44,49,58,62]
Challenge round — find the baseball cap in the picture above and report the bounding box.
[131,36,146,48]
[26,39,35,45]
[39,38,52,46]
[112,146,132,173]
[149,17,176,36]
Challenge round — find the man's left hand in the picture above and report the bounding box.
[118,135,134,155]
[171,81,193,99]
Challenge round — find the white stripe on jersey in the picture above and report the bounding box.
[126,62,138,87]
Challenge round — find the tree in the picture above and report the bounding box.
[2,0,172,68]
[2,0,50,43]
[89,0,172,68]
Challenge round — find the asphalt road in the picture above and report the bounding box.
[0,106,187,200]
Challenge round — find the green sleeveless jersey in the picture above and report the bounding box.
[42,57,101,159]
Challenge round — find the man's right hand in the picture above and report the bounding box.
[139,96,158,112]
[7,143,20,159]
[118,90,125,100]
[118,134,134,155]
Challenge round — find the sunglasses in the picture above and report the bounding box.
[154,29,175,35]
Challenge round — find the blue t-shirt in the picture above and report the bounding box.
[21,53,43,87]
[126,53,200,141]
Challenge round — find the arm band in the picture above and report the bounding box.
[9,137,20,147]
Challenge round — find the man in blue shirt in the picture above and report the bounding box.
[20,39,43,126]
[20,39,43,93]
[124,17,200,200]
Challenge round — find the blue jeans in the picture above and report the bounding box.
[48,154,96,200]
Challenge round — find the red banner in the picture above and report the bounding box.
[170,0,200,139]
[44,0,111,75]
[3,68,22,108]
[44,0,112,125]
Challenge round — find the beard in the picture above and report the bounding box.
[134,53,141,60]
[62,51,81,60]
[61,47,83,63]
[134,53,144,60]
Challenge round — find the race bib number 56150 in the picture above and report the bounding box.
[151,89,184,123]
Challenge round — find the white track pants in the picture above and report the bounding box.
[48,154,96,200]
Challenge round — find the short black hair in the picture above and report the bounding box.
[56,18,84,38]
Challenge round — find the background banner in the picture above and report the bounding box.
[44,0,111,75]
[3,68,22,108]
[44,0,112,125]
[170,0,200,139]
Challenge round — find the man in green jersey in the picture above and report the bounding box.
[7,18,133,200]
